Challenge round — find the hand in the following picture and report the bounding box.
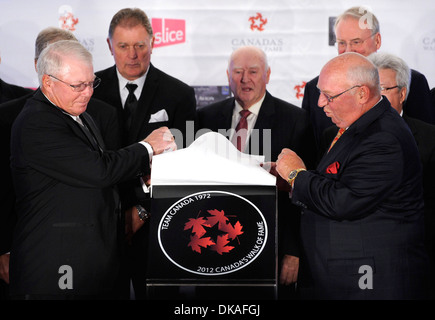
[144,126,177,155]
[261,162,291,192]
[0,253,10,284]
[125,206,146,245]
[276,148,306,181]
[279,254,299,285]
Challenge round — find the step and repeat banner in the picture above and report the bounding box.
[1,0,434,108]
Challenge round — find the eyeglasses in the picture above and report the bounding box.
[48,74,101,92]
[319,85,362,103]
[335,33,376,50]
[380,85,399,92]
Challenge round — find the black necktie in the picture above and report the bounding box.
[124,83,138,130]
[78,116,103,154]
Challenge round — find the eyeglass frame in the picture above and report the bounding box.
[48,74,101,92]
[335,32,377,50]
[318,85,362,103]
[380,85,399,92]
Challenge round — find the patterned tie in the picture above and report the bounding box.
[124,83,138,130]
[328,128,346,152]
[232,109,251,151]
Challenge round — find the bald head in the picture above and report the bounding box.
[228,46,269,72]
[227,46,271,109]
[321,52,380,96]
[317,52,381,128]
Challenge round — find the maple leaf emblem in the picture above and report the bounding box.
[248,12,268,32]
[184,217,211,238]
[187,234,215,253]
[210,234,234,255]
[184,209,244,255]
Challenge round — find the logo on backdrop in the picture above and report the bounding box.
[158,191,267,276]
[231,12,283,52]
[249,12,268,32]
[58,5,79,31]
[152,18,186,48]
[294,81,307,100]
[422,36,435,51]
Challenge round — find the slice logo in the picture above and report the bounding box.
[152,18,186,48]
[158,191,268,276]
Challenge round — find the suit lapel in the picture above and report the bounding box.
[81,112,106,152]
[218,98,235,130]
[103,66,123,110]
[248,91,275,155]
[128,64,158,143]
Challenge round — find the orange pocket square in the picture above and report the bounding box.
[326,161,340,174]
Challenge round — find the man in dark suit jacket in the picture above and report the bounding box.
[368,51,435,298]
[276,52,428,299]
[196,46,317,299]
[0,62,34,300]
[302,7,434,146]
[0,27,122,300]
[9,40,176,299]
[92,8,196,299]
[0,79,33,104]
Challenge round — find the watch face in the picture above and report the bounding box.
[289,170,297,179]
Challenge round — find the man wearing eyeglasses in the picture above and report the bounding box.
[302,6,434,148]
[275,52,429,299]
[8,40,176,299]
[368,52,435,298]
[0,27,124,301]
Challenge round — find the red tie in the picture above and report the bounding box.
[232,110,251,151]
[328,128,345,152]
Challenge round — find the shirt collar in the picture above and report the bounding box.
[234,93,266,116]
[116,66,149,97]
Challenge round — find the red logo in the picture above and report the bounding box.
[184,209,244,255]
[58,6,79,31]
[326,161,340,174]
[152,18,186,48]
[249,13,268,31]
[294,81,307,100]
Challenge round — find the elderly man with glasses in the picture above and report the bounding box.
[276,52,429,300]
[302,6,434,147]
[8,40,176,299]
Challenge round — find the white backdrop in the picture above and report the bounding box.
[0,0,434,107]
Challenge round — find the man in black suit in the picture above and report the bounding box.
[196,46,317,299]
[302,6,434,146]
[9,40,176,299]
[0,27,122,300]
[92,8,196,299]
[0,53,33,103]
[0,54,34,301]
[276,52,429,299]
[368,52,435,298]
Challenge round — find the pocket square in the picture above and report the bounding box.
[326,161,340,174]
[149,109,169,123]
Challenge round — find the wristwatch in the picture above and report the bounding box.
[287,168,306,186]
[136,205,150,221]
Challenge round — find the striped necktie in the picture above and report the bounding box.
[328,128,345,152]
[232,109,251,151]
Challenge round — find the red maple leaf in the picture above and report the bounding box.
[184,217,210,238]
[187,234,215,253]
[210,234,234,255]
[220,221,244,241]
[206,209,229,228]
